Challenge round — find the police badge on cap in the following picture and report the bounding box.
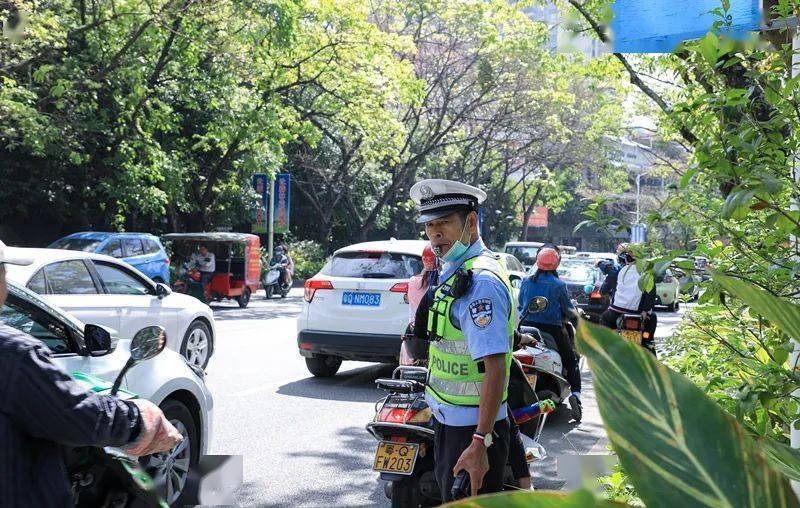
[409,179,487,224]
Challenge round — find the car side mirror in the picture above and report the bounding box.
[155,282,171,299]
[84,324,117,357]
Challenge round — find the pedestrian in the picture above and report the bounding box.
[0,240,182,506]
[409,178,515,501]
[400,243,437,366]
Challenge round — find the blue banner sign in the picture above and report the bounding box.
[273,173,291,234]
[252,174,269,234]
[611,0,760,53]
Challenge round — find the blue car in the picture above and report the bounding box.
[48,232,170,283]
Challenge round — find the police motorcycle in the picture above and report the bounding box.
[367,329,554,506]
[67,326,169,507]
[513,297,579,419]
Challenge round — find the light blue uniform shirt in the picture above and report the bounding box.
[425,239,512,426]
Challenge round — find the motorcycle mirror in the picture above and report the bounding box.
[527,296,548,313]
[111,326,167,396]
[130,326,167,362]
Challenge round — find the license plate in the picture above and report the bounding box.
[620,329,642,345]
[342,292,381,306]
[372,442,419,475]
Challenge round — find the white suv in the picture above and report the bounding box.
[297,239,427,376]
[2,281,213,505]
[5,248,216,369]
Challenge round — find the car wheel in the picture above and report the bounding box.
[181,320,213,369]
[237,287,251,308]
[305,355,342,377]
[667,301,676,312]
[141,399,199,506]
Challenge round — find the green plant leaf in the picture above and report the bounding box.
[576,322,799,508]
[761,439,800,483]
[698,32,719,65]
[443,488,627,507]
[713,271,800,342]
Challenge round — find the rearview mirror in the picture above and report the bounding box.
[84,324,116,357]
[527,296,548,314]
[130,326,167,362]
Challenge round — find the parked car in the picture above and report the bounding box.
[497,252,526,301]
[49,232,170,283]
[1,280,213,505]
[4,248,216,369]
[503,241,577,270]
[297,239,427,377]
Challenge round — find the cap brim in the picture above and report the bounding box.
[416,206,465,224]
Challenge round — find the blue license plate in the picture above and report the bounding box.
[342,292,381,307]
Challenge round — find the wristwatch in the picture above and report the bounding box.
[472,431,493,448]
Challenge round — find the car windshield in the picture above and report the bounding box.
[5,282,84,334]
[49,238,103,252]
[505,246,540,266]
[322,251,421,279]
[558,261,594,283]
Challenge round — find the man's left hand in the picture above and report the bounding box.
[641,311,649,320]
[453,439,489,497]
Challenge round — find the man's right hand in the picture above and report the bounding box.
[125,399,183,457]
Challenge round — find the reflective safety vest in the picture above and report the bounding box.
[426,253,515,407]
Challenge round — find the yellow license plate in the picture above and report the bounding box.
[620,329,642,345]
[372,442,419,475]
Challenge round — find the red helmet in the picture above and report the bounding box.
[536,247,560,271]
[422,244,437,271]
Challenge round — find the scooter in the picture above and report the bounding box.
[68,326,169,507]
[514,297,580,420]
[367,339,553,506]
[263,263,291,299]
[615,313,656,356]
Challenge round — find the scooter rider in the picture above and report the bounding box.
[600,244,657,341]
[518,247,582,422]
[271,246,290,287]
[410,179,514,501]
[0,240,182,506]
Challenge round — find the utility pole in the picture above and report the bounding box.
[790,27,800,498]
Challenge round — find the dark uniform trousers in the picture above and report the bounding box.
[433,417,510,503]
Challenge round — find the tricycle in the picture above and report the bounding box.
[163,233,261,308]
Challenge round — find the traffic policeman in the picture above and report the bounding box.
[410,179,515,501]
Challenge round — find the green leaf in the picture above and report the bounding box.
[444,488,627,507]
[713,272,800,342]
[679,168,697,189]
[762,439,800,483]
[576,322,799,508]
[698,32,719,66]
[638,270,654,292]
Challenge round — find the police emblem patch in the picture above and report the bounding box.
[420,184,434,199]
[469,298,493,328]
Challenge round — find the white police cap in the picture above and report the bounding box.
[410,179,487,224]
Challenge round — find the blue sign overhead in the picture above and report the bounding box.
[610,0,761,53]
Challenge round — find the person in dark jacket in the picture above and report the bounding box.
[518,247,582,422]
[0,240,182,507]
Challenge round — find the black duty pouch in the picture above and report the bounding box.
[450,268,473,299]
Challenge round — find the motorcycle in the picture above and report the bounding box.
[615,313,656,356]
[68,326,169,507]
[367,339,553,506]
[263,262,291,299]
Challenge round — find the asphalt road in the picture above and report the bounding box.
[205,289,686,507]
